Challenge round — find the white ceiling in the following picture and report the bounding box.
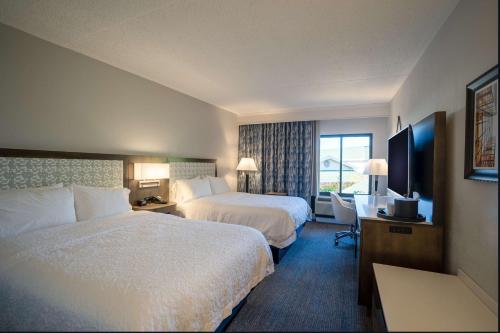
[0,0,458,117]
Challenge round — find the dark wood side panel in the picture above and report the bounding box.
[432,111,446,226]
[358,111,447,307]
[167,156,217,163]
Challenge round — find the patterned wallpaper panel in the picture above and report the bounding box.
[169,162,216,182]
[0,157,123,190]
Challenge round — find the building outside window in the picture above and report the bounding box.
[319,134,372,196]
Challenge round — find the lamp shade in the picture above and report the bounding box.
[134,163,170,180]
[236,158,258,171]
[363,159,388,176]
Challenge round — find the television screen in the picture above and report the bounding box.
[388,127,409,197]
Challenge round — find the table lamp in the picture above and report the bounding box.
[363,159,388,195]
[236,157,257,193]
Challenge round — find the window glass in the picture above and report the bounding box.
[341,136,370,194]
[319,137,340,193]
[319,134,371,195]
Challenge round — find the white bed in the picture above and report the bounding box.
[0,211,273,331]
[177,192,312,249]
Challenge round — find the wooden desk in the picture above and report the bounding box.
[372,263,498,332]
[354,195,443,306]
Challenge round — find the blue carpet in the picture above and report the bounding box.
[227,222,371,332]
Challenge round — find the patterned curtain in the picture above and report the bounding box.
[237,121,315,201]
[237,124,263,193]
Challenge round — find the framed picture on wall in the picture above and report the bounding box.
[464,65,498,182]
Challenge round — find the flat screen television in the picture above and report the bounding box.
[386,112,445,224]
[387,126,413,197]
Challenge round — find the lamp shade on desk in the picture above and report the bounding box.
[236,158,257,192]
[363,159,388,176]
[363,159,388,195]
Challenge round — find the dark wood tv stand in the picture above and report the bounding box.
[356,111,446,307]
[354,195,444,306]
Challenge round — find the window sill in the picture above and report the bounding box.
[317,195,355,202]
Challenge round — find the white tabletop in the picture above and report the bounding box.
[353,195,389,220]
[373,263,498,332]
[354,195,432,224]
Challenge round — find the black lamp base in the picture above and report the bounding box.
[245,173,250,193]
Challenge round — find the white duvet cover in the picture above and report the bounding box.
[0,211,273,331]
[178,192,312,248]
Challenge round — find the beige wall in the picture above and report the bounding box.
[390,0,498,300]
[0,24,239,189]
[318,117,389,195]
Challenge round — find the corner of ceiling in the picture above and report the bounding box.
[236,102,391,125]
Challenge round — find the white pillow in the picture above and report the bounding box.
[171,176,202,203]
[72,184,131,221]
[171,181,182,203]
[208,176,231,194]
[0,186,76,239]
[174,178,212,204]
[190,178,212,197]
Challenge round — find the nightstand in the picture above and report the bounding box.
[265,192,288,196]
[132,202,177,214]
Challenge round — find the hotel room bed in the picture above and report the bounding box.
[177,191,311,249]
[0,211,273,331]
[168,161,312,263]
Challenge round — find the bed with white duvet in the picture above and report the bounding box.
[173,177,312,249]
[0,185,274,331]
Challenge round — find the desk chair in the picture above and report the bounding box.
[331,192,358,257]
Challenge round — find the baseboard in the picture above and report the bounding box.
[458,268,498,316]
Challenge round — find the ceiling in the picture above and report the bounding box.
[0,0,458,117]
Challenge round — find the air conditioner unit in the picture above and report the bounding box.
[315,197,334,216]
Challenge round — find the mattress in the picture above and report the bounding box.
[0,211,273,331]
[177,192,312,248]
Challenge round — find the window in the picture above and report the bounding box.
[319,134,372,196]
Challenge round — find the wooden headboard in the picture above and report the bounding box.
[0,148,217,203]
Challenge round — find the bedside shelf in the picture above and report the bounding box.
[265,192,288,196]
[132,202,176,213]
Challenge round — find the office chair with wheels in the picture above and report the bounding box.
[330,192,358,256]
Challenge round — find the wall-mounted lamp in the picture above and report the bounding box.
[134,163,170,188]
